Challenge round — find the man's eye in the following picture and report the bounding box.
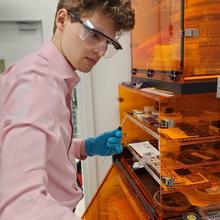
[90,31,101,40]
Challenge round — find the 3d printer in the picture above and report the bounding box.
[82,1,220,219]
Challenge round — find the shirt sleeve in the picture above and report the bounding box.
[69,139,87,160]
[0,71,81,220]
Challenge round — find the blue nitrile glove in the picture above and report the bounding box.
[85,129,122,156]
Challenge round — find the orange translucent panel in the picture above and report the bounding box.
[118,85,220,217]
[184,0,220,77]
[159,93,220,207]
[82,166,148,220]
[119,85,159,144]
[131,0,182,72]
[131,0,220,81]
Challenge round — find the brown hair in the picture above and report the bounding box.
[53,0,135,34]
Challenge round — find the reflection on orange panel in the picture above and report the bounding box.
[131,0,181,72]
[82,166,147,220]
[132,0,220,78]
[184,0,220,76]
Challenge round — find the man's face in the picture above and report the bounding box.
[56,9,117,73]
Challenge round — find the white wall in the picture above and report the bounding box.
[0,0,132,212]
[0,21,43,67]
[0,0,57,40]
[91,34,131,184]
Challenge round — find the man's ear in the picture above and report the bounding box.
[55,9,69,32]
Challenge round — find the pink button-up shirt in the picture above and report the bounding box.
[0,41,87,220]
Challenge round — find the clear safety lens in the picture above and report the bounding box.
[68,11,122,58]
[104,44,118,58]
[79,21,120,58]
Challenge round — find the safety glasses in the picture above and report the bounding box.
[68,11,122,58]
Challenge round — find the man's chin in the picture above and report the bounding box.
[78,66,93,73]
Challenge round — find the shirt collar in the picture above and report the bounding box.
[39,40,80,90]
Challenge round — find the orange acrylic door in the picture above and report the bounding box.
[82,165,149,220]
[184,0,220,78]
[131,0,182,73]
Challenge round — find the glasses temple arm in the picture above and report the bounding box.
[68,11,83,24]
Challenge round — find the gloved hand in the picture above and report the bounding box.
[85,129,123,156]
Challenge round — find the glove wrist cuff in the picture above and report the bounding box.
[85,138,94,156]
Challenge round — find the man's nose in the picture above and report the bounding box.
[94,42,107,57]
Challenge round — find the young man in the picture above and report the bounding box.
[0,0,135,219]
